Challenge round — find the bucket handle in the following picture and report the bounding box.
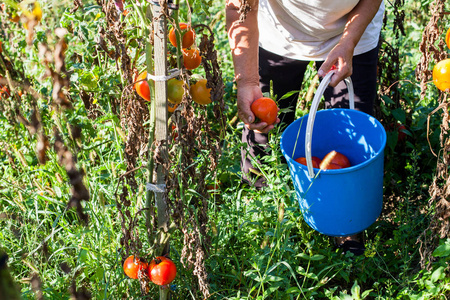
[305,70,355,177]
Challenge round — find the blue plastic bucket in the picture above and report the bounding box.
[280,72,386,236]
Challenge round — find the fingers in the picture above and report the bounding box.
[236,84,262,124]
[246,117,280,134]
[237,106,254,124]
[329,63,352,87]
[318,45,353,87]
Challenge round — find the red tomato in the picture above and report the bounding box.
[170,123,178,140]
[148,256,177,286]
[250,97,278,125]
[123,255,148,279]
[167,78,184,104]
[134,71,151,101]
[190,79,211,105]
[183,48,201,70]
[397,124,407,142]
[294,156,320,168]
[168,23,195,49]
[0,84,10,99]
[311,156,322,166]
[320,150,351,170]
[321,162,343,170]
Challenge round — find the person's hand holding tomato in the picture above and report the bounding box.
[236,84,280,134]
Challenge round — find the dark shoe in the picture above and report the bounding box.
[336,240,366,256]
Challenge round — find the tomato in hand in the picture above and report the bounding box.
[190,79,211,105]
[319,150,351,170]
[183,48,201,70]
[134,71,151,101]
[432,59,450,92]
[167,78,184,104]
[148,256,177,286]
[169,23,195,49]
[123,255,148,279]
[294,156,320,168]
[250,97,278,125]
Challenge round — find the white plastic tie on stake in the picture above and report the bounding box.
[146,68,181,82]
[146,183,166,193]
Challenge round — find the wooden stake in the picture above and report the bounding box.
[153,3,170,300]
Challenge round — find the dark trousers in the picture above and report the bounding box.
[242,46,379,188]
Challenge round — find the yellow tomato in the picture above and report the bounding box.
[433,59,450,91]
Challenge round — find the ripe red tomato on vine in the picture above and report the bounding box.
[148,256,177,286]
[123,255,148,279]
[250,97,278,125]
[183,48,201,70]
[169,23,195,49]
[134,71,151,101]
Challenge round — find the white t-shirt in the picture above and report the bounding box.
[258,0,385,60]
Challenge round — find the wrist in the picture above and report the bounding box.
[235,73,260,88]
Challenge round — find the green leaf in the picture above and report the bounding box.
[338,293,354,300]
[381,95,395,105]
[362,290,373,299]
[432,240,450,257]
[286,287,300,294]
[265,275,284,282]
[430,266,445,283]
[279,90,300,100]
[351,281,361,299]
[391,108,406,124]
[297,253,325,261]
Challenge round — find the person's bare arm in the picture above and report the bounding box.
[226,0,278,133]
[318,0,383,87]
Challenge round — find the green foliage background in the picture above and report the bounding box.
[0,0,450,299]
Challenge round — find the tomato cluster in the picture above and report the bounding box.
[133,22,213,108]
[123,255,177,286]
[169,22,201,71]
[432,28,450,92]
[133,72,211,107]
[295,150,351,170]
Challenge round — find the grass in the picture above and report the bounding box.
[1,0,450,299]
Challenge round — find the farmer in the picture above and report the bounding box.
[226,0,385,255]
